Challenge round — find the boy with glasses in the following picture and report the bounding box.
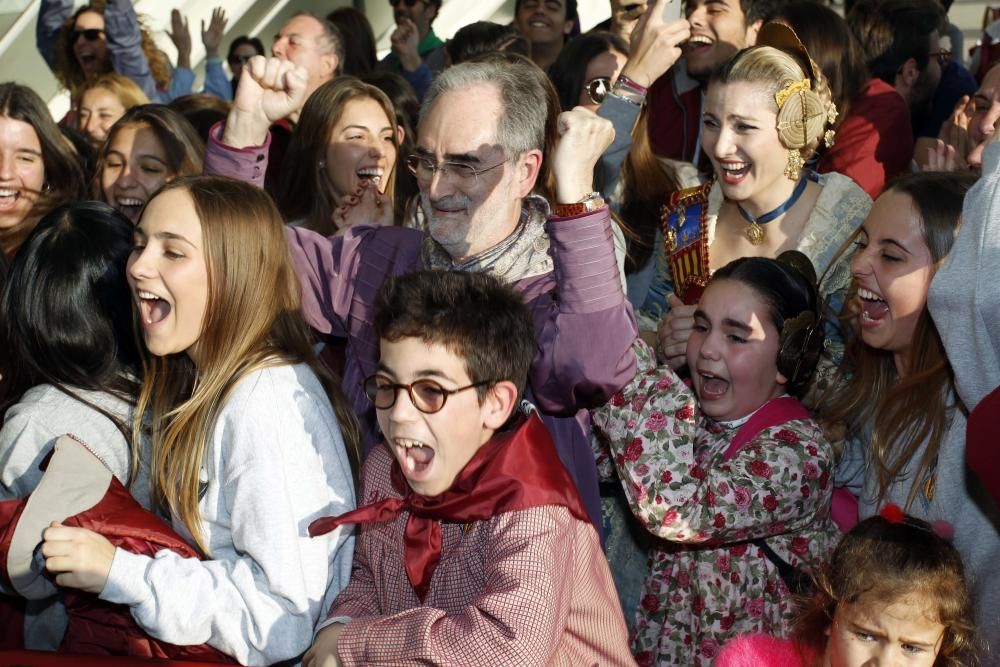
[304,270,632,666]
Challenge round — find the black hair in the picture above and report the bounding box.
[711,251,823,394]
[848,0,945,82]
[548,31,629,111]
[327,7,377,76]
[740,0,785,24]
[515,0,579,23]
[226,35,265,61]
[0,201,140,421]
[447,21,531,65]
[373,271,536,402]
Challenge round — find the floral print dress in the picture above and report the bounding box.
[591,343,839,666]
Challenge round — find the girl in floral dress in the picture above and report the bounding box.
[592,251,840,666]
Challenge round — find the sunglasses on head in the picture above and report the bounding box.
[71,28,104,43]
[586,77,613,105]
[389,0,426,6]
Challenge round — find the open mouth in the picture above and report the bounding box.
[137,289,171,327]
[687,35,714,56]
[114,197,145,220]
[697,369,729,400]
[857,286,889,326]
[357,167,383,187]
[718,161,751,185]
[393,438,435,475]
[0,188,22,210]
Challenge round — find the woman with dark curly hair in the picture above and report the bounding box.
[37,0,171,108]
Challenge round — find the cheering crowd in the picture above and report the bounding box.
[0,0,998,665]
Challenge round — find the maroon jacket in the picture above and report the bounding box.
[0,436,233,663]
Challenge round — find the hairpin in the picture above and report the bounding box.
[878,503,956,541]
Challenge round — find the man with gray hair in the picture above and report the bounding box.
[206,54,637,542]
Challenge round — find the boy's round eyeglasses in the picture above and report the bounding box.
[363,375,495,414]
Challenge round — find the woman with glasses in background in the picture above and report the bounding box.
[225,36,265,97]
[548,32,630,113]
[37,0,171,113]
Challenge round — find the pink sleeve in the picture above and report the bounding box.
[202,121,271,189]
[715,633,812,667]
[530,208,638,413]
[831,487,859,533]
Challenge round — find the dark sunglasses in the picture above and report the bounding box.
[389,0,427,6]
[71,28,104,43]
[586,77,612,105]
[228,54,253,65]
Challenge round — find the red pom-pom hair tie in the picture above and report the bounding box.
[879,503,905,524]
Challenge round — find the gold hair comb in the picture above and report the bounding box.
[774,79,811,109]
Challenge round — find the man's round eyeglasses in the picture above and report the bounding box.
[363,375,495,414]
[405,155,507,186]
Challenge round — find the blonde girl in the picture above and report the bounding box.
[40,175,360,665]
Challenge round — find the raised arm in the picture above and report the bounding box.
[103,0,164,102]
[596,0,690,200]
[36,0,72,72]
[530,108,638,413]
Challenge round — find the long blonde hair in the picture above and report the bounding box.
[819,172,974,509]
[131,176,361,552]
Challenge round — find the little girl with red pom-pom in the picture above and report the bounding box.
[716,507,977,667]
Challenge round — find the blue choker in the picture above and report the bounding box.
[737,173,811,246]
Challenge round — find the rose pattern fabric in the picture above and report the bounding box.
[591,341,839,666]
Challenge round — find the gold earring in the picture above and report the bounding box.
[784,150,804,181]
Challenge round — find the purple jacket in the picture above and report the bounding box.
[204,127,638,533]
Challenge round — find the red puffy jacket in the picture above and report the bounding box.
[0,435,234,663]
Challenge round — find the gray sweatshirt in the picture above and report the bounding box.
[0,384,149,650]
[928,140,1000,659]
[97,363,356,666]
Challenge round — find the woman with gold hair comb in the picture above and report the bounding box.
[640,23,871,380]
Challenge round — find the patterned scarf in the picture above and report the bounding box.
[420,195,554,284]
[308,414,591,601]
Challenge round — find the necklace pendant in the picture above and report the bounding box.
[746,222,765,246]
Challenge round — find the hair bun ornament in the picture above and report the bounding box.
[776,250,818,288]
[879,503,905,524]
[758,22,839,152]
